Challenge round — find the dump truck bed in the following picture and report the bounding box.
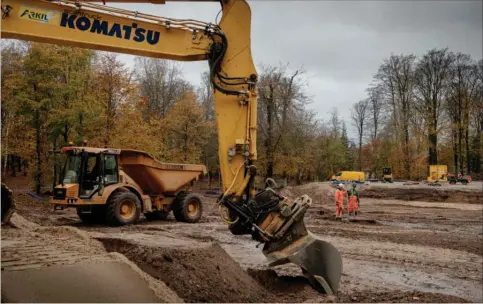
[119,149,207,194]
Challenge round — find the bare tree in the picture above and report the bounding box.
[366,84,385,140]
[414,48,453,165]
[351,99,369,170]
[197,71,214,121]
[446,53,480,174]
[134,57,192,119]
[257,63,308,178]
[376,54,416,179]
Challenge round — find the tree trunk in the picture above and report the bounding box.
[265,87,274,178]
[403,122,411,179]
[465,127,470,174]
[11,155,17,177]
[458,123,463,174]
[358,141,362,171]
[428,124,438,165]
[3,113,11,177]
[52,139,58,191]
[35,110,42,194]
[452,130,458,175]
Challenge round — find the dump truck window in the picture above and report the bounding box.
[104,155,118,184]
[63,155,81,184]
[79,154,100,198]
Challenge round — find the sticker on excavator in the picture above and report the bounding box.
[19,6,60,24]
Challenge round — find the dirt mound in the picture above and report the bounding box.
[98,238,276,303]
[360,187,483,203]
[284,183,335,205]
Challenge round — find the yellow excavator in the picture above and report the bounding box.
[1,0,342,294]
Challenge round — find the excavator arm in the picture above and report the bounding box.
[1,0,342,294]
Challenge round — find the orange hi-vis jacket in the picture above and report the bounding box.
[335,189,345,206]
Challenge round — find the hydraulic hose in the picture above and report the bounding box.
[209,30,248,96]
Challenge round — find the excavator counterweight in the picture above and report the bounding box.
[1,0,342,294]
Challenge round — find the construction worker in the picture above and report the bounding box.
[335,183,346,219]
[347,182,360,217]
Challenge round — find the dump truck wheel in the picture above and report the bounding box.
[76,206,106,224]
[173,192,203,223]
[145,211,170,221]
[106,191,141,226]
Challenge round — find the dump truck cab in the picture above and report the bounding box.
[54,146,119,201]
[52,145,207,226]
[53,146,122,203]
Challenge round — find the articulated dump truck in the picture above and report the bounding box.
[51,146,207,226]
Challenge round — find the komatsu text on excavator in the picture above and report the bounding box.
[1,0,343,294]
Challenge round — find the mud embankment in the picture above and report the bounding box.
[97,237,277,303]
[359,187,482,203]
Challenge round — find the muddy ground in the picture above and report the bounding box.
[2,177,482,303]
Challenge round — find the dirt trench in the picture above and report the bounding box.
[359,187,483,203]
[97,237,277,303]
[2,176,481,303]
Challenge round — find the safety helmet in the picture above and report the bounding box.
[338,183,344,188]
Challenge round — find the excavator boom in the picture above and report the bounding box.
[1,0,342,294]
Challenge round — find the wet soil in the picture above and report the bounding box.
[247,269,470,303]
[3,177,482,303]
[98,237,276,303]
[360,187,483,203]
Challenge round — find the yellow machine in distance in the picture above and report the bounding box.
[52,144,206,226]
[331,171,366,183]
[427,165,448,183]
[382,167,393,183]
[1,0,342,294]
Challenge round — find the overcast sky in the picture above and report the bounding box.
[109,0,482,140]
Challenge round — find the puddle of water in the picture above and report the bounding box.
[379,221,431,229]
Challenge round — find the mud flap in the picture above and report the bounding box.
[262,224,342,294]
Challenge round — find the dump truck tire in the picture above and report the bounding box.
[106,191,141,226]
[1,183,15,224]
[76,206,106,224]
[173,191,203,223]
[145,211,170,221]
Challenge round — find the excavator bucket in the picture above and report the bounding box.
[261,195,343,294]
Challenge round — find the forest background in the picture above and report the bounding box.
[1,41,482,193]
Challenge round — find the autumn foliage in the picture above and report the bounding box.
[1,41,482,193]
